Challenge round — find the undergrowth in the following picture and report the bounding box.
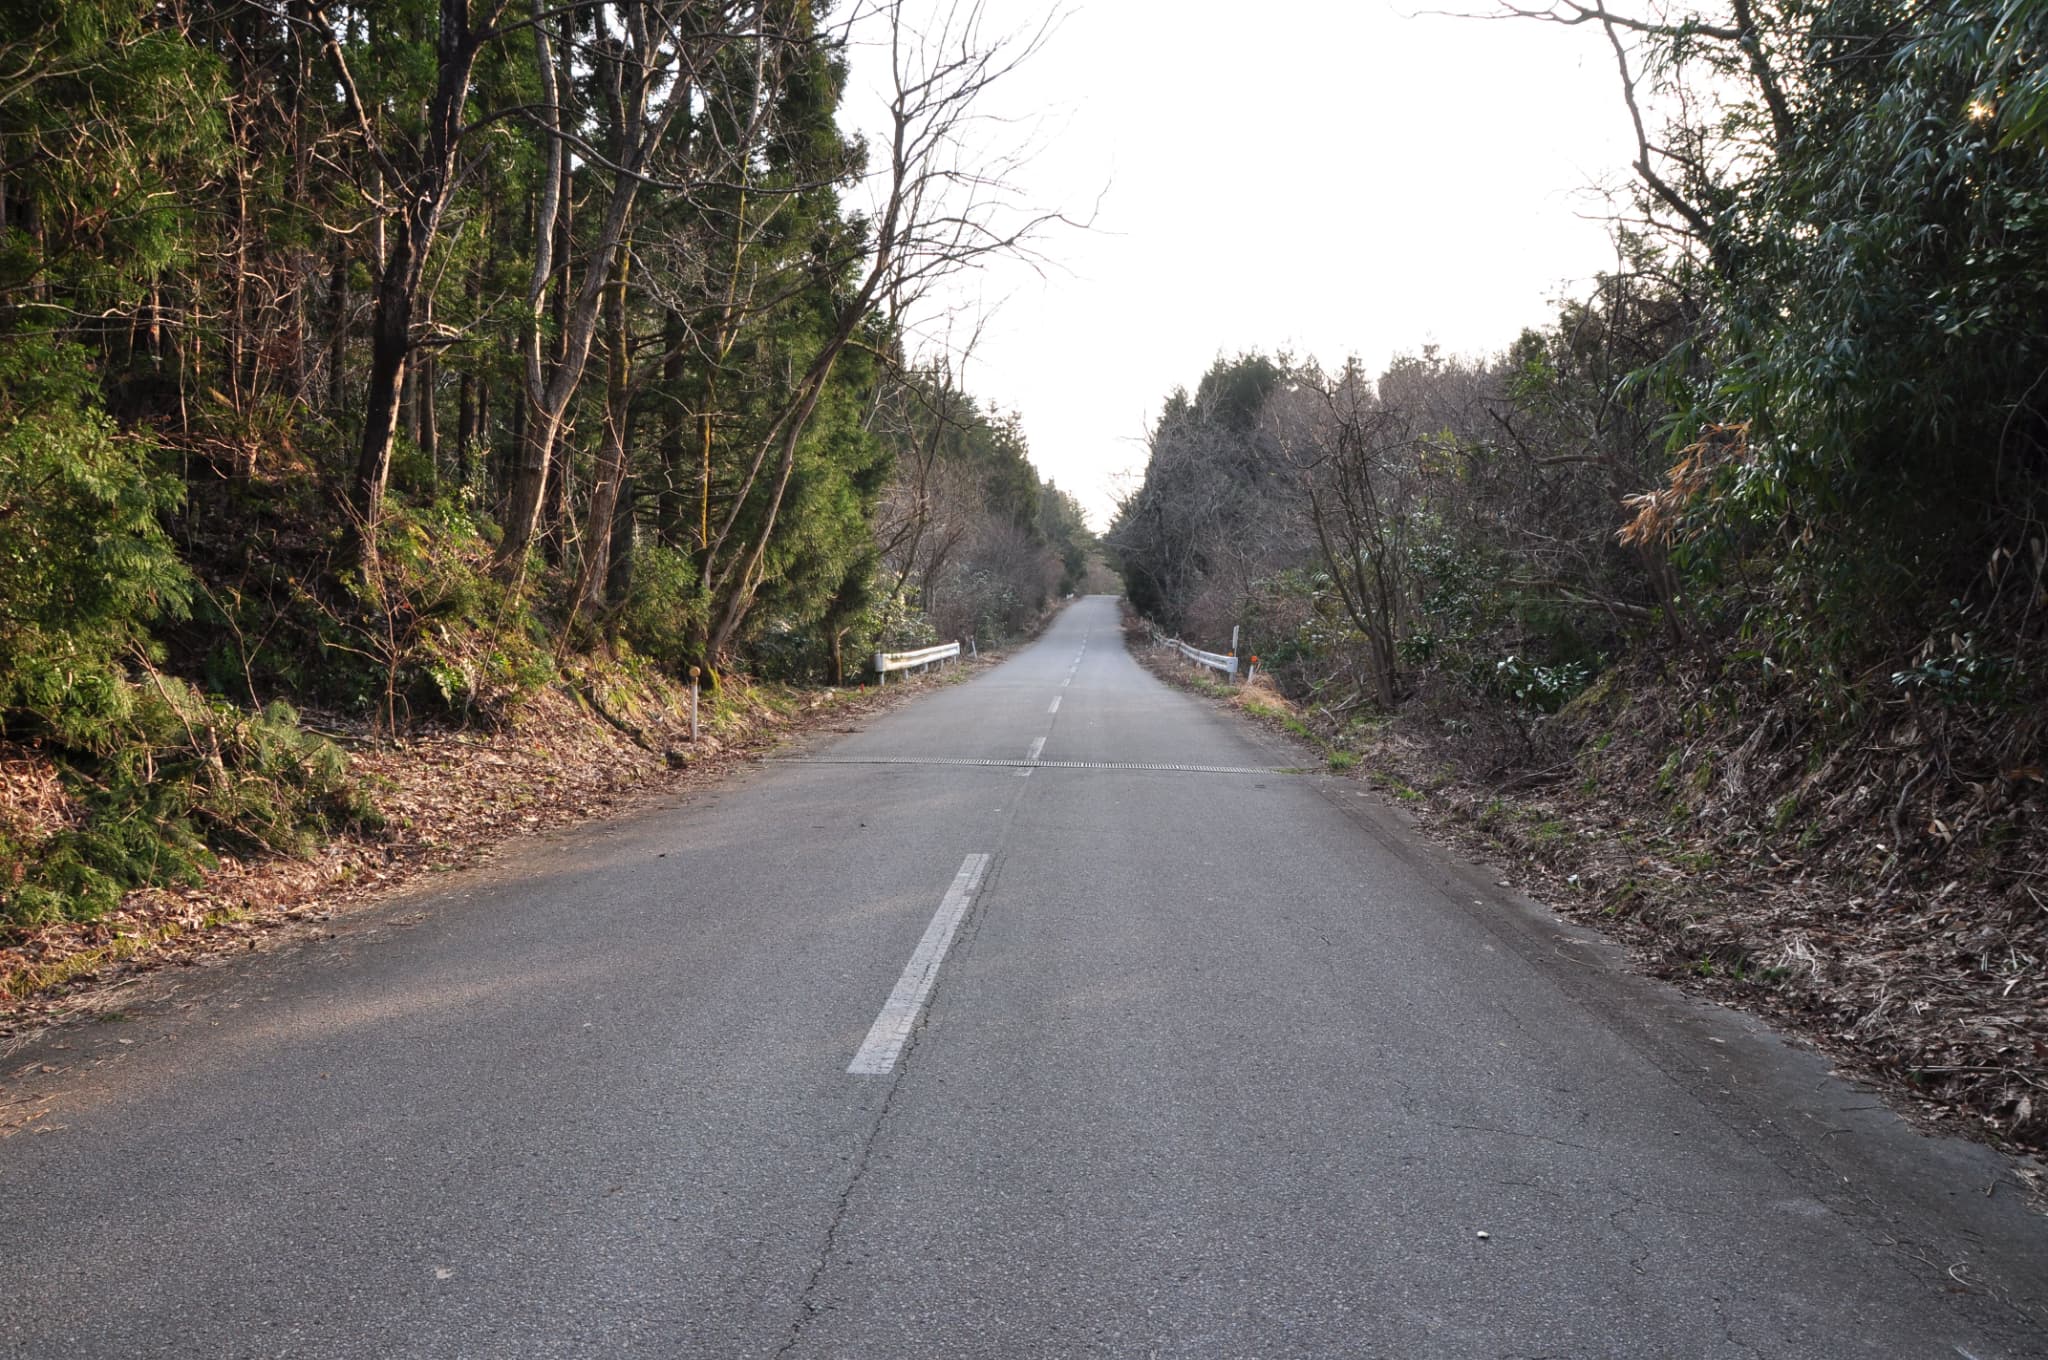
[2,679,376,927]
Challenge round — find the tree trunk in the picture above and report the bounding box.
[606,472,637,608]
[573,244,634,613]
[353,231,416,574]
[539,147,574,567]
[493,1,680,583]
[400,348,419,447]
[323,0,505,577]
[456,370,476,487]
[326,242,348,414]
[658,318,688,548]
[417,293,438,487]
[229,109,251,421]
[501,379,521,508]
[494,7,571,578]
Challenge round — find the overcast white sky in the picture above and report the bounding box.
[848,0,1643,528]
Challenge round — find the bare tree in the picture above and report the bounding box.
[928,512,1057,642]
[496,0,771,582]
[1476,0,1801,272]
[694,0,1069,664]
[1273,364,1414,709]
[871,344,985,616]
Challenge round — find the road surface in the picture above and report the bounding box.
[3,595,2044,1358]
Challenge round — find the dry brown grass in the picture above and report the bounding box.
[0,747,79,844]
[1228,673,1297,716]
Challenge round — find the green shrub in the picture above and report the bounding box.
[1488,655,1592,714]
[282,498,555,727]
[0,339,191,751]
[617,543,709,673]
[2,679,376,927]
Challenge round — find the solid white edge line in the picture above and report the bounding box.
[1048,696,1062,713]
[847,854,991,1075]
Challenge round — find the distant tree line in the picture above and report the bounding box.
[1113,0,2047,759]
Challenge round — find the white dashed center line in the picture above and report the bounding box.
[1048,696,1061,714]
[848,854,991,1075]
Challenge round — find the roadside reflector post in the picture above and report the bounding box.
[688,666,701,743]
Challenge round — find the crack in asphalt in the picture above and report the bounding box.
[772,853,1011,1358]
[770,1069,904,1360]
[1711,1293,1768,1360]
[1605,1196,1654,1278]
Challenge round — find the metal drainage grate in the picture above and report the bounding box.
[774,755,1289,776]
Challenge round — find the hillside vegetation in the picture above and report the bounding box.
[0,0,1090,932]
[1112,0,2048,1148]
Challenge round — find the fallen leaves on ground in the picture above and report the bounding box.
[1137,634,2048,1162]
[0,660,982,1042]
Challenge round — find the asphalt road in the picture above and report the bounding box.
[3,595,2045,1358]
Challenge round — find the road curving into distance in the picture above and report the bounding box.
[3,594,2044,1358]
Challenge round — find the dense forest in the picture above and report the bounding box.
[1111,1,2047,1140]
[0,0,1092,926]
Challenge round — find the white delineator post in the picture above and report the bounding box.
[688,666,700,743]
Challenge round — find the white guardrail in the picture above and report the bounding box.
[874,640,962,683]
[1152,627,1239,680]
